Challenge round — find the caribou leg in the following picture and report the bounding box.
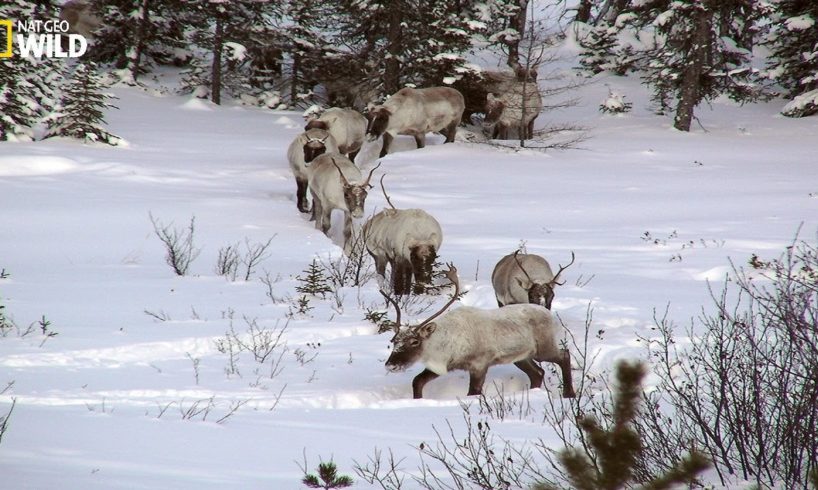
[467,367,488,396]
[393,257,413,296]
[412,368,439,399]
[443,120,458,143]
[413,133,425,149]
[379,133,393,158]
[541,349,575,398]
[296,178,310,213]
[514,359,544,389]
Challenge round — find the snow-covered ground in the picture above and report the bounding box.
[1,71,816,489]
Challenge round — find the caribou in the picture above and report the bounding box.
[484,80,543,140]
[286,128,339,214]
[305,108,367,161]
[491,251,575,309]
[363,176,443,296]
[307,154,380,250]
[366,87,465,158]
[60,0,101,40]
[382,265,575,399]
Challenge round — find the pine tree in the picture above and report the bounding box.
[635,0,767,131]
[324,1,484,97]
[302,461,353,489]
[89,0,191,76]
[534,361,711,490]
[0,0,63,141]
[182,0,281,104]
[577,17,640,76]
[44,62,122,146]
[0,59,37,141]
[295,259,332,298]
[766,0,818,117]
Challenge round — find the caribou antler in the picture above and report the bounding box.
[550,251,576,286]
[363,162,381,189]
[379,289,402,337]
[380,174,397,210]
[331,158,350,186]
[416,263,460,328]
[513,250,534,285]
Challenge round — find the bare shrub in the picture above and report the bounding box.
[240,236,276,281]
[215,242,241,280]
[214,313,289,379]
[216,236,276,281]
[317,226,374,289]
[0,398,15,446]
[149,213,201,276]
[634,235,818,489]
[353,447,407,490]
[414,410,544,489]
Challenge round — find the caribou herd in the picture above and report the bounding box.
[285,76,575,400]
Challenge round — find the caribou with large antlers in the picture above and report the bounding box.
[491,251,575,309]
[382,265,575,399]
[307,154,380,250]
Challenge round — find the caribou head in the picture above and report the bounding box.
[303,134,330,164]
[514,251,575,310]
[382,265,460,372]
[365,106,391,141]
[332,159,380,219]
[483,93,505,127]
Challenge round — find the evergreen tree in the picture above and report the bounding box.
[766,0,818,117]
[44,62,122,146]
[0,0,63,140]
[89,0,191,76]
[277,0,332,107]
[635,0,767,130]
[324,1,484,97]
[295,259,332,298]
[302,461,353,489]
[182,0,282,105]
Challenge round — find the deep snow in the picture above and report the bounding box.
[1,69,817,489]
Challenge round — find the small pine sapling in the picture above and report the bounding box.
[302,460,353,489]
[296,259,332,298]
[44,62,123,146]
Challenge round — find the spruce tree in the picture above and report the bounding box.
[44,62,122,146]
[295,259,332,299]
[325,1,484,96]
[634,0,767,130]
[0,0,63,141]
[89,0,191,76]
[766,0,818,117]
[182,0,282,104]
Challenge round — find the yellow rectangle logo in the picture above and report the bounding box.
[0,20,12,58]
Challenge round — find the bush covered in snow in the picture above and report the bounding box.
[600,89,633,114]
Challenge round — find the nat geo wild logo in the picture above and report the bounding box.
[1,18,87,59]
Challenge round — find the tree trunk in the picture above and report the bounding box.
[130,0,151,83]
[673,8,710,132]
[603,0,630,24]
[384,4,402,94]
[575,0,593,23]
[506,0,529,73]
[211,11,223,105]
[290,51,300,105]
